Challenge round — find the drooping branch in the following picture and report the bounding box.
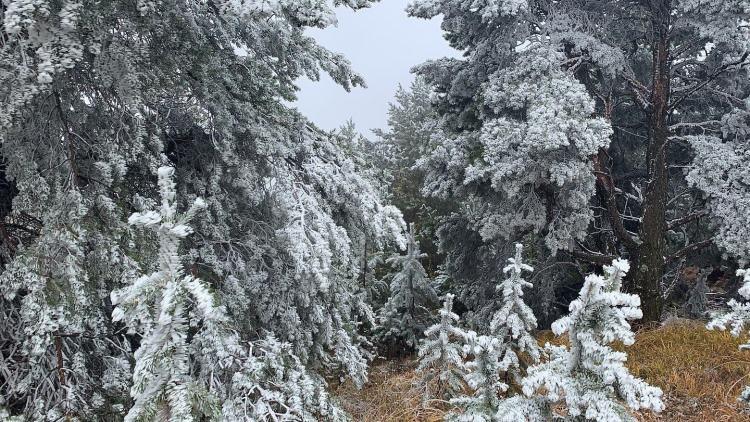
[54,92,79,188]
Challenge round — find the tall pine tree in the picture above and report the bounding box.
[0,0,405,417]
[408,0,750,323]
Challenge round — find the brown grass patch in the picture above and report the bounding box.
[335,320,750,421]
[628,319,750,421]
[332,358,449,422]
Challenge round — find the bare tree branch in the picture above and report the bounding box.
[667,238,714,263]
[669,52,750,111]
[592,149,640,254]
[667,210,708,230]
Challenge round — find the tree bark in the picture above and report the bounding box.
[630,0,672,322]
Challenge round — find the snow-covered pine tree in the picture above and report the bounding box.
[408,0,750,325]
[448,244,541,421]
[416,293,466,401]
[111,166,219,420]
[370,78,451,284]
[448,331,506,421]
[707,268,750,403]
[113,166,347,421]
[687,104,750,261]
[378,225,438,351]
[522,259,664,420]
[220,334,347,421]
[489,243,541,386]
[0,189,133,420]
[0,1,406,416]
[371,77,444,220]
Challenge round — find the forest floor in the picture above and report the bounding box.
[333,320,750,421]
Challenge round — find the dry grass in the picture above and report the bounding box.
[332,358,448,422]
[333,319,750,421]
[627,319,750,421]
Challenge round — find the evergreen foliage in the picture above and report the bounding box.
[416,293,466,401]
[0,0,748,419]
[0,1,405,418]
[371,77,453,275]
[522,259,664,420]
[113,166,346,421]
[377,225,438,351]
[111,166,215,421]
[489,243,541,384]
[448,331,507,421]
[407,0,750,324]
[448,243,542,421]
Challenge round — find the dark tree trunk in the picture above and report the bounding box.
[0,157,18,269]
[631,0,672,322]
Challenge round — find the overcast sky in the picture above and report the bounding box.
[293,1,457,135]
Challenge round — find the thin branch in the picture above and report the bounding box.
[592,149,640,253]
[53,92,79,188]
[669,120,721,133]
[667,210,708,230]
[667,238,714,263]
[566,249,617,266]
[670,52,750,111]
[623,73,652,111]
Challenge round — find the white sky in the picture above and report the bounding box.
[292,0,457,135]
